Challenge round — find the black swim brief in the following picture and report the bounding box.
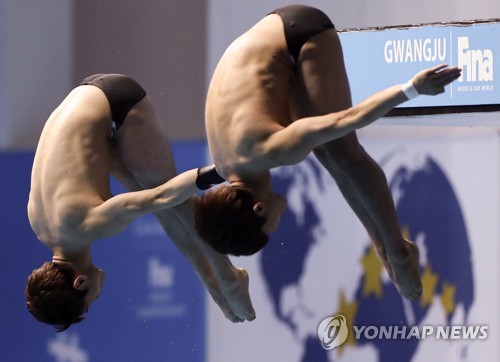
[270,5,335,65]
[80,74,147,135]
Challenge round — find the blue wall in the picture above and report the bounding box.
[0,140,208,362]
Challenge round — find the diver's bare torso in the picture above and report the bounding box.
[28,86,114,249]
[205,14,295,180]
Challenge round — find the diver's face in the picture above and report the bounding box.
[260,192,287,234]
[81,266,105,308]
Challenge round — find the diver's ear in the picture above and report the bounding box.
[253,202,266,216]
[73,275,89,291]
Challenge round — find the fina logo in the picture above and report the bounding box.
[457,36,494,82]
[317,314,349,350]
[148,257,174,288]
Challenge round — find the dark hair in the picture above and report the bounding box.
[25,262,88,332]
[194,185,269,256]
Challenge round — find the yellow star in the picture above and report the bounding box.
[360,244,384,298]
[334,289,358,354]
[420,264,438,307]
[440,282,456,317]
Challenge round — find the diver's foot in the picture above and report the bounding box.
[388,239,422,301]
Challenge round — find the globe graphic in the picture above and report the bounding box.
[260,151,474,362]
